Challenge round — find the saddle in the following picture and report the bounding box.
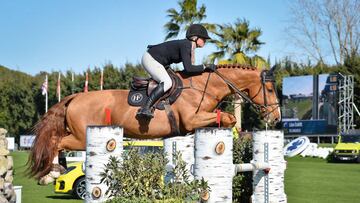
[128,69,183,110]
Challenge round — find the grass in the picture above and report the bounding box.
[11,151,82,203]
[11,151,360,203]
[285,156,360,203]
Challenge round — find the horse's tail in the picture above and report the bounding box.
[28,94,78,179]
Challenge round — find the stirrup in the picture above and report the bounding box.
[136,107,154,118]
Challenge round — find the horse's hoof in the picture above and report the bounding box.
[53,164,66,174]
[229,115,237,126]
[222,114,237,127]
[49,170,61,179]
[38,174,55,185]
[38,170,61,185]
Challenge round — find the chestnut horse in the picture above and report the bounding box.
[29,64,281,184]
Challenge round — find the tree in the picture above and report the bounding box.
[120,63,148,89]
[208,18,267,69]
[286,0,360,65]
[0,63,149,138]
[164,0,207,40]
[0,67,38,139]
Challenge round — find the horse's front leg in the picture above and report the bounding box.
[220,112,237,127]
[188,111,237,130]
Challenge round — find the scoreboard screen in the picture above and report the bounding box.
[282,74,338,135]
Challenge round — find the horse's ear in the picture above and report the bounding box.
[268,65,277,76]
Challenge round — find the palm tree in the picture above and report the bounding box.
[208,18,267,69]
[164,0,207,40]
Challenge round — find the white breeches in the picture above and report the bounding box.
[141,52,172,92]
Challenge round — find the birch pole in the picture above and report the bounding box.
[194,128,287,203]
[164,134,195,183]
[85,126,123,203]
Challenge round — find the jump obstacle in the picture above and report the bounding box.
[164,128,287,203]
[85,126,286,203]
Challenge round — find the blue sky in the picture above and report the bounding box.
[0,0,290,76]
[283,74,329,96]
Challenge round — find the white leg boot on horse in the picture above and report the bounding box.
[38,155,66,185]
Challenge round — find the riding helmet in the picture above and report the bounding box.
[186,24,211,40]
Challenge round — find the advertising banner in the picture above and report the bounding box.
[20,135,35,148]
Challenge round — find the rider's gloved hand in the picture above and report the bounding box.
[204,64,216,72]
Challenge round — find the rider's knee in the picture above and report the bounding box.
[163,78,172,92]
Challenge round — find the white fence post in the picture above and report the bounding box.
[164,134,195,183]
[194,128,233,203]
[250,130,287,203]
[85,126,123,203]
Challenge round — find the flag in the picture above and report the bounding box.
[41,75,48,95]
[71,72,74,94]
[100,69,103,90]
[42,75,49,112]
[84,72,88,92]
[56,73,61,102]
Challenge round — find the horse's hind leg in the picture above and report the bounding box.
[58,134,86,151]
[38,134,85,185]
[38,149,63,185]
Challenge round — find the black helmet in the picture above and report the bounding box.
[186,24,211,40]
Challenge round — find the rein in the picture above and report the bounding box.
[195,72,212,113]
[214,69,280,117]
[181,67,280,119]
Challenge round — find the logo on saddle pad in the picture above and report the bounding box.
[130,93,144,103]
[127,69,183,110]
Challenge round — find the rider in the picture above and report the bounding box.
[137,24,216,118]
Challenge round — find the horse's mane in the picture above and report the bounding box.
[216,64,257,70]
[177,64,258,80]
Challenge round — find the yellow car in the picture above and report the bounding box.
[54,140,163,199]
[54,161,86,199]
[334,131,360,162]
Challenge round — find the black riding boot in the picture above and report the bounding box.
[137,82,165,118]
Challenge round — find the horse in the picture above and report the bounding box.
[29,64,281,185]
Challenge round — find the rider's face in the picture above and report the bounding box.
[196,38,206,48]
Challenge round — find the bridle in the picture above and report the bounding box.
[213,68,280,119]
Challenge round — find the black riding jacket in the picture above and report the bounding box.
[147,39,204,73]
